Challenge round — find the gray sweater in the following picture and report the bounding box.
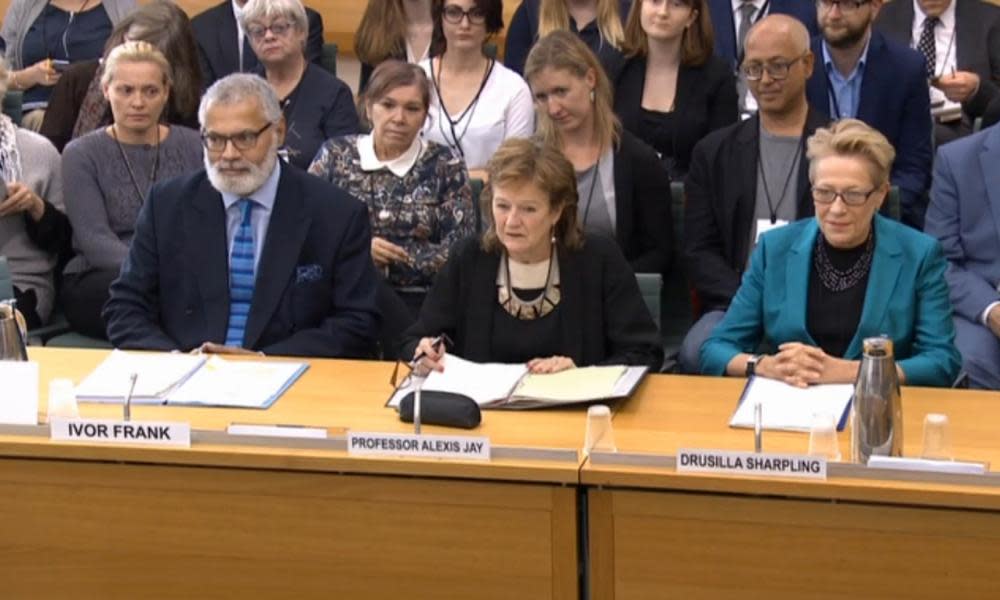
[1,0,136,69]
[62,126,203,275]
[0,128,64,321]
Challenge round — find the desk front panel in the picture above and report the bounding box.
[0,457,578,599]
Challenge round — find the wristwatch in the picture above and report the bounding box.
[745,354,763,377]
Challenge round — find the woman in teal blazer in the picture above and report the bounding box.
[700,120,961,388]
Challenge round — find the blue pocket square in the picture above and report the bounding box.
[295,264,323,283]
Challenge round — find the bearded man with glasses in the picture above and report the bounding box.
[806,0,932,230]
[679,14,829,374]
[104,73,380,358]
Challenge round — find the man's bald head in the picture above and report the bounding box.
[745,14,811,56]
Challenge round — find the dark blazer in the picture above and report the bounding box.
[701,216,962,388]
[614,54,738,176]
[266,62,359,169]
[192,0,325,88]
[683,109,829,313]
[612,129,673,274]
[708,0,819,68]
[504,0,630,80]
[875,0,1000,119]
[806,31,932,228]
[104,165,380,358]
[400,236,664,370]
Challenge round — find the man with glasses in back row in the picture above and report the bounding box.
[806,0,932,229]
[104,73,380,357]
[680,14,830,374]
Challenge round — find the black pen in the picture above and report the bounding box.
[411,334,449,366]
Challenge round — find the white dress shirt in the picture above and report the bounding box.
[912,0,959,115]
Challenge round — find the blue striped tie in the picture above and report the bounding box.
[225,199,256,347]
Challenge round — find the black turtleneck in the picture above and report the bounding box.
[806,232,873,357]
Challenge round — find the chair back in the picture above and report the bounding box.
[635,273,662,331]
[0,257,14,301]
[2,91,23,126]
[320,43,338,77]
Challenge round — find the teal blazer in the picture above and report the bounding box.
[700,216,962,387]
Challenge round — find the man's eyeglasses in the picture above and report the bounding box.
[246,20,295,41]
[817,0,871,14]
[442,5,487,25]
[741,54,808,81]
[201,123,272,152]
[811,186,877,206]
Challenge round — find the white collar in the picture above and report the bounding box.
[357,134,423,177]
[732,0,766,12]
[914,0,956,30]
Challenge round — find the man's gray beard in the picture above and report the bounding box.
[205,139,280,197]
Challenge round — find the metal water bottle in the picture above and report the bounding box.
[851,337,902,463]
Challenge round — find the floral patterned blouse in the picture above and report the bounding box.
[308,135,475,287]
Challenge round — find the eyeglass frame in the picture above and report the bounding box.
[816,0,872,14]
[811,186,879,206]
[441,4,488,25]
[200,122,273,152]
[245,20,297,41]
[741,53,809,81]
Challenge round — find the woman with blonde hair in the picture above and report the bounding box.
[61,41,203,339]
[614,0,736,177]
[404,136,662,372]
[354,0,434,90]
[701,119,961,387]
[505,0,629,80]
[525,30,670,275]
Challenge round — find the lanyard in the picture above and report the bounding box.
[757,133,803,224]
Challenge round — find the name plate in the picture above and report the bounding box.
[51,418,191,448]
[678,448,827,480]
[867,455,989,475]
[348,431,490,461]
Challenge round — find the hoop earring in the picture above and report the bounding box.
[550,226,557,244]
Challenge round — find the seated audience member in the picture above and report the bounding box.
[0,58,71,329]
[61,41,203,340]
[706,0,818,115]
[403,137,663,371]
[308,60,474,356]
[701,119,961,388]
[192,0,324,88]
[505,0,630,80]
[422,0,534,179]
[615,0,738,178]
[355,0,433,91]
[240,0,358,170]
[876,0,1000,146]
[925,123,1000,390]
[41,1,203,153]
[1,0,136,130]
[806,0,932,229]
[526,31,671,275]
[681,15,827,373]
[104,74,379,357]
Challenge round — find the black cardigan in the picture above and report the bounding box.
[611,129,673,275]
[400,236,664,370]
[613,54,738,177]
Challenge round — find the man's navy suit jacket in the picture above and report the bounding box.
[104,164,380,358]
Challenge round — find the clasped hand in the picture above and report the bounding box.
[757,342,853,388]
[0,182,45,222]
[371,237,412,268]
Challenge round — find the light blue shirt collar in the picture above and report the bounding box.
[220,159,281,211]
[821,34,872,83]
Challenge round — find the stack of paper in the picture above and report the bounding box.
[74,350,308,409]
[729,377,854,432]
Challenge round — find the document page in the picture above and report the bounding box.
[388,353,528,408]
[166,356,308,408]
[729,377,853,432]
[75,350,206,402]
[513,366,627,404]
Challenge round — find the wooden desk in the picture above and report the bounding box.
[583,376,1000,599]
[0,348,582,599]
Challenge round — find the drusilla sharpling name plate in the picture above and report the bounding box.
[51,418,191,448]
[677,448,827,480]
[348,431,490,461]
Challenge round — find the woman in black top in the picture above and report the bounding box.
[614,0,737,178]
[404,137,662,373]
[240,0,358,169]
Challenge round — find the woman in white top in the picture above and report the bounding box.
[421,0,535,179]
